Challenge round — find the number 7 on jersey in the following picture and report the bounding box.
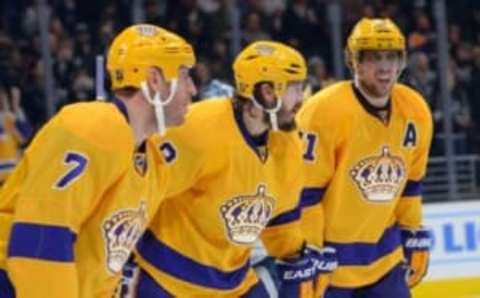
[54,151,89,189]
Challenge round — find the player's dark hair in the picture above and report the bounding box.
[233,81,274,111]
[114,87,139,99]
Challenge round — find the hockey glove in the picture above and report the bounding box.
[114,257,139,298]
[400,226,432,288]
[310,246,337,298]
[276,245,337,298]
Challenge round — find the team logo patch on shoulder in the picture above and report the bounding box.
[350,146,406,202]
[102,201,147,274]
[220,185,275,245]
[134,152,147,176]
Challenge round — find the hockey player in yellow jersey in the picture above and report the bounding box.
[0,24,196,298]
[118,41,338,298]
[0,86,32,186]
[297,18,433,298]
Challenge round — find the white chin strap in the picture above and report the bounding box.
[140,79,178,136]
[251,95,282,131]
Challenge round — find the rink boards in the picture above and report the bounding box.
[413,200,480,298]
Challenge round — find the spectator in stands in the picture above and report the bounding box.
[408,11,435,53]
[20,58,48,132]
[242,11,271,45]
[166,0,212,55]
[361,3,375,18]
[406,52,437,106]
[454,42,474,86]
[70,67,95,102]
[0,85,32,186]
[54,0,78,35]
[193,59,233,101]
[53,38,76,105]
[281,0,324,56]
[73,22,94,74]
[206,37,232,81]
[198,0,231,43]
[144,0,165,25]
[447,60,474,137]
[97,19,116,54]
[307,55,335,93]
[448,24,463,53]
[433,60,474,154]
[469,45,480,153]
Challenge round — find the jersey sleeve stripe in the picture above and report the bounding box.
[8,223,76,262]
[325,224,401,266]
[0,269,15,297]
[266,209,301,227]
[136,229,250,290]
[136,268,176,296]
[0,161,16,173]
[299,187,325,207]
[401,180,422,197]
[266,187,325,227]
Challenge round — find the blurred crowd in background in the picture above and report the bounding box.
[0,0,480,155]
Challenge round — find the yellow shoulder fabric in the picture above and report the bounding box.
[0,112,31,184]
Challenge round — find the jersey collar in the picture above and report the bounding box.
[232,102,269,161]
[351,83,391,125]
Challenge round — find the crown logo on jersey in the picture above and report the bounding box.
[102,201,147,273]
[220,185,275,245]
[350,146,406,202]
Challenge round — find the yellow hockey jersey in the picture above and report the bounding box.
[135,99,307,297]
[297,81,433,288]
[0,100,168,298]
[0,111,32,184]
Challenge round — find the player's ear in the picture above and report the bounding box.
[146,66,165,86]
[146,66,169,99]
[256,82,276,109]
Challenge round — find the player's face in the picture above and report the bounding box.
[277,81,304,131]
[164,66,197,126]
[356,50,402,99]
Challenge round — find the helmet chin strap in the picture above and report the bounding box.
[140,79,178,136]
[250,95,282,131]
